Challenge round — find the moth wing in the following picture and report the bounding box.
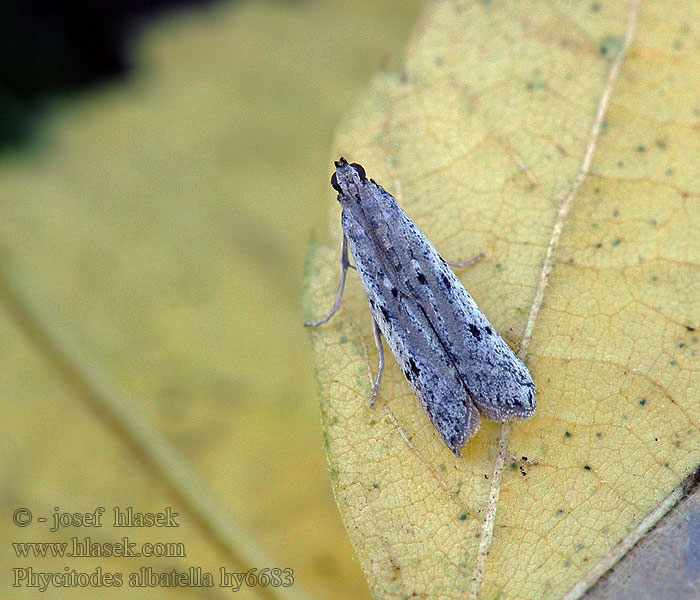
[339,176,533,454]
[368,290,481,456]
[370,197,536,422]
[412,253,537,422]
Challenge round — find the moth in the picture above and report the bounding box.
[305,158,536,456]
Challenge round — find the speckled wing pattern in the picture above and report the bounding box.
[334,158,535,456]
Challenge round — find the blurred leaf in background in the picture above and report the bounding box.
[0,0,425,598]
[0,0,225,145]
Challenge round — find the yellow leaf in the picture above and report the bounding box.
[304,1,700,598]
[0,2,425,598]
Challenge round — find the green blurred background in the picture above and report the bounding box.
[0,1,424,598]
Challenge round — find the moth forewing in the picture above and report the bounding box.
[306,157,536,456]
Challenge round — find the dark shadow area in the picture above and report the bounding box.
[0,0,226,150]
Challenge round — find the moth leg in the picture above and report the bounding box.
[369,319,384,408]
[446,252,484,269]
[303,234,351,327]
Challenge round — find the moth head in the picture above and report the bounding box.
[331,157,367,196]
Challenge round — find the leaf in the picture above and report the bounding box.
[0,1,425,598]
[585,478,700,600]
[303,1,700,598]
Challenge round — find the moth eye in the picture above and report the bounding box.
[331,172,342,193]
[350,163,366,180]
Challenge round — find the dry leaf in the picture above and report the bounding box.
[0,2,425,598]
[586,481,700,600]
[304,1,700,598]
